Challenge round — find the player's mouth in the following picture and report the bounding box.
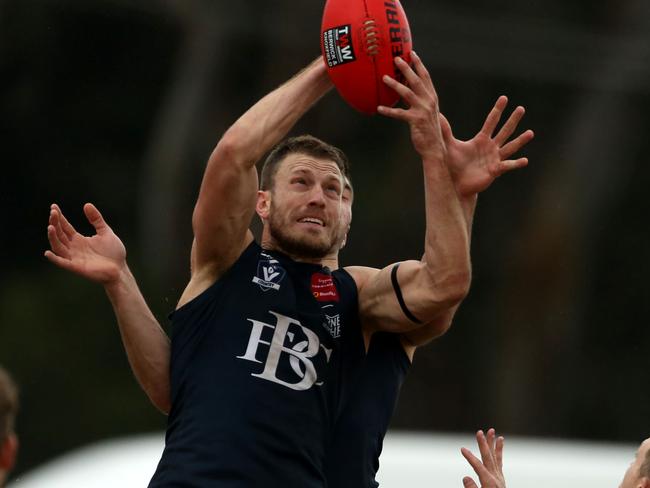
[298,217,326,228]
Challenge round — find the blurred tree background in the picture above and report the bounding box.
[1,0,649,477]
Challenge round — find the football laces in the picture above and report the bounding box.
[363,19,380,57]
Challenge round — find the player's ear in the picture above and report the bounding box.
[638,477,650,488]
[256,190,271,220]
[0,433,18,472]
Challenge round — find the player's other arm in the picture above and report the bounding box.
[190,58,333,285]
[45,204,171,413]
[401,98,534,347]
[383,196,474,357]
[350,53,471,333]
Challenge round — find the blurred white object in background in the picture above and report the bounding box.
[377,432,633,488]
[8,434,164,488]
[8,431,634,488]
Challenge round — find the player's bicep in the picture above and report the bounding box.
[345,263,408,333]
[191,142,259,273]
[353,260,460,333]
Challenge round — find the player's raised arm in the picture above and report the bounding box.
[348,52,472,333]
[400,96,534,347]
[190,58,333,285]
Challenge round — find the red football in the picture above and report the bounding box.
[321,0,413,114]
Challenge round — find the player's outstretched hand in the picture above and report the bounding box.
[460,428,506,488]
[45,203,127,285]
[378,52,446,163]
[441,97,534,197]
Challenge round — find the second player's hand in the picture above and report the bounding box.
[441,97,534,197]
[45,203,127,285]
[461,429,507,488]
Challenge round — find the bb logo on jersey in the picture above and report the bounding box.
[237,311,333,391]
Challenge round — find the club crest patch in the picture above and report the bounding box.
[252,253,286,292]
[311,272,340,302]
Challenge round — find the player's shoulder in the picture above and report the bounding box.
[342,265,380,290]
[178,234,257,309]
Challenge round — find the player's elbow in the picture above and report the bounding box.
[192,128,248,232]
[421,251,471,308]
[139,374,171,416]
[210,126,252,169]
[427,265,471,309]
[409,267,469,326]
[444,268,471,305]
[432,315,455,338]
[214,129,240,159]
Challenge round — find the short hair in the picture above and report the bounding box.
[260,135,351,191]
[641,444,650,478]
[0,367,18,442]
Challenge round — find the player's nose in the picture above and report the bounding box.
[306,186,327,207]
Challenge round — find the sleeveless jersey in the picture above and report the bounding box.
[148,241,360,488]
[324,331,410,488]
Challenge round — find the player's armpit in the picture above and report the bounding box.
[347,260,469,334]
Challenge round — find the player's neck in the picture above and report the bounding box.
[259,236,327,266]
[321,254,339,271]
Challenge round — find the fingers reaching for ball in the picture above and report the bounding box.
[377,54,445,160]
[379,53,439,113]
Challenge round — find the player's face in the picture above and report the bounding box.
[618,438,650,488]
[264,153,344,259]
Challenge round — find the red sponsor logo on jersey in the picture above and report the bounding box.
[311,272,340,302]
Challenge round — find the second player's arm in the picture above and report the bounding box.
[45,204,171,413]
[105,267,171,413]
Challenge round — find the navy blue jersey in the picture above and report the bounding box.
[149,241,360,488]
[325,331,410,488]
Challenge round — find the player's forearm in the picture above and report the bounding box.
[212,57,332,170]
[460,194,478,241]
[420,156,472,306]
[369,158,469,330]
[402,189,476,344]
[104,266,171,414]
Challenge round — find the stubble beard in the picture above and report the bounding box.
[268,211,338,260]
